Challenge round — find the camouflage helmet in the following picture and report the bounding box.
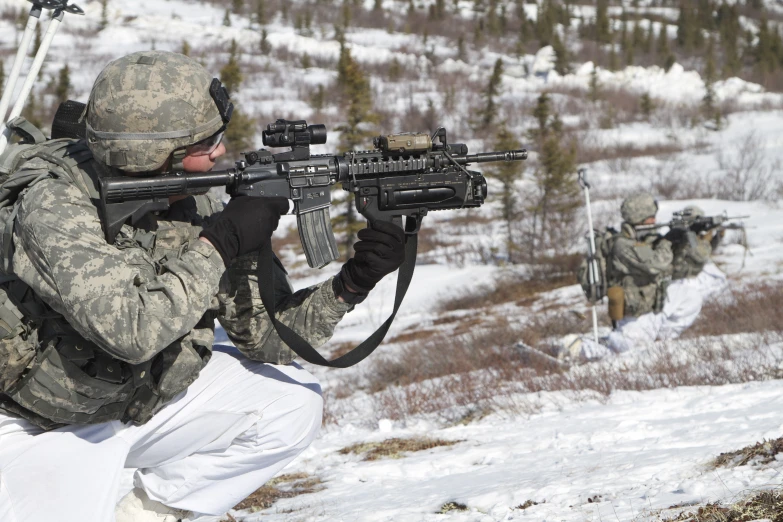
[683,205,705,218]
[85,51,232,173]
[621,192,658,225]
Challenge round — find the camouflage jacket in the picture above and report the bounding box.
[671,233,712,280]
[607,223,673,317]
[4,142,352,427]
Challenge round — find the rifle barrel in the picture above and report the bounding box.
[464,150,528,163]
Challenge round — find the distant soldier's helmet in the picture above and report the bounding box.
[683,205,705,218]
[621,192,658,225]
[85,51,233,173]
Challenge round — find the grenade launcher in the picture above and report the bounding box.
[99,119,528,268]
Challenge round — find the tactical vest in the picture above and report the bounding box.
[0,129,216,430]
[605,225,668,318]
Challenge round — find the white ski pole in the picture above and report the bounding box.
[578,168,600,343]
[0,1,83,155]
[0,1,44,126]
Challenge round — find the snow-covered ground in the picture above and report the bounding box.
[2,0,783,520]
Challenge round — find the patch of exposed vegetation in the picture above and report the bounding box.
[711,437,783,469]
[684,282,783,338]
[515,499,543,510]
[438,501,469,514]
[233,472,324,512]
[338,437,461,461]
[662,489,783,522]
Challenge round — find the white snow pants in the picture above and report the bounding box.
[0,346,323,522]
[604,277,704,354]
[693,262,729,301]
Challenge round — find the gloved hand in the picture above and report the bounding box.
[339,220,406,294]
[200,196,289,265]
[664,227,688,244]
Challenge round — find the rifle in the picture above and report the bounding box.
[100,119,527,367]
[101,119,526,266]
[636,210,749,249]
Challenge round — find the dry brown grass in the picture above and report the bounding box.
[339,436,461,461]
[660,490,783,522]
[683,282,783,338]
[233,472,324,512]
[711,437,783,469]
[438,256,580,312]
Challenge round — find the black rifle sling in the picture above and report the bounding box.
[256,225,418,368]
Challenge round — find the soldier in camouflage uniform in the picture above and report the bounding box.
[572,193,702,361]
[669,205,728,301]
[0,51,405,522]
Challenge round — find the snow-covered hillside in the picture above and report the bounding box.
[1,0,783,521]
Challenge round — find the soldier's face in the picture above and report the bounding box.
[181,142,227,173]
[642,216,656,225]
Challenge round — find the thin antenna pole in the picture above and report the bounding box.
[0,3,43,125]
[579,168,600,343]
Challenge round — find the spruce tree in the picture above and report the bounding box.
[552,33,569,74]
[220,40,243,94]
[476,58,503,130]
[223,10,231,27]
[255,0,266,25]
[525,93,578,257]
[333,43,378,256]
[310,84,325,112]
[181,40,191,56]
[640,92,654,119]
[99,0,109,31]
[259,29,271,54]
[595,0,611,44]
[54,64,71,105]
[702,37,721,129]
[588,65,600,102]
[232,0,244,13]
[487,122,525,262]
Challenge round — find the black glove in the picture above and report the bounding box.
[664,227,688,243]
[200,196,289,265]
[339,220,406,294]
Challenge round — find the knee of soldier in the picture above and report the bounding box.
[281,373,324,449]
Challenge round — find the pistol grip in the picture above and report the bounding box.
[297,208,339,268]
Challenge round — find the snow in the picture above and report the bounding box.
[1,0,783,520]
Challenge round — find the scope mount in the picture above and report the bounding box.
[261,118,327,162]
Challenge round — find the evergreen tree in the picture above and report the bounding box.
[755,20,779,75]
[702,37,722,129]
[717,1,741,76]
[99,0,109,31]
[632,21,645,50]
[0,61,4,93]
[333,43,378,255]
[223,10,231,27]
[588,65,600,102]
[223,109,255,155]
[301,53,311,69]
[552,33,569,74]
[21,90,42,129]
[54,64,71,105]
[181,40,191,56]
[232,0,244,13]
[595,0,611,44]
[220,40,243,94]
[640,92,654,119]
[259,29,271,54]
[535,0,556,47]
[487,122,525,262]
[642,22,653,54]
[608,44,618,71]
[310,84,325,112]
[525,93,578,257]
[476,58,503,130]
[255,0,266,25]
[676,2,697,50]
